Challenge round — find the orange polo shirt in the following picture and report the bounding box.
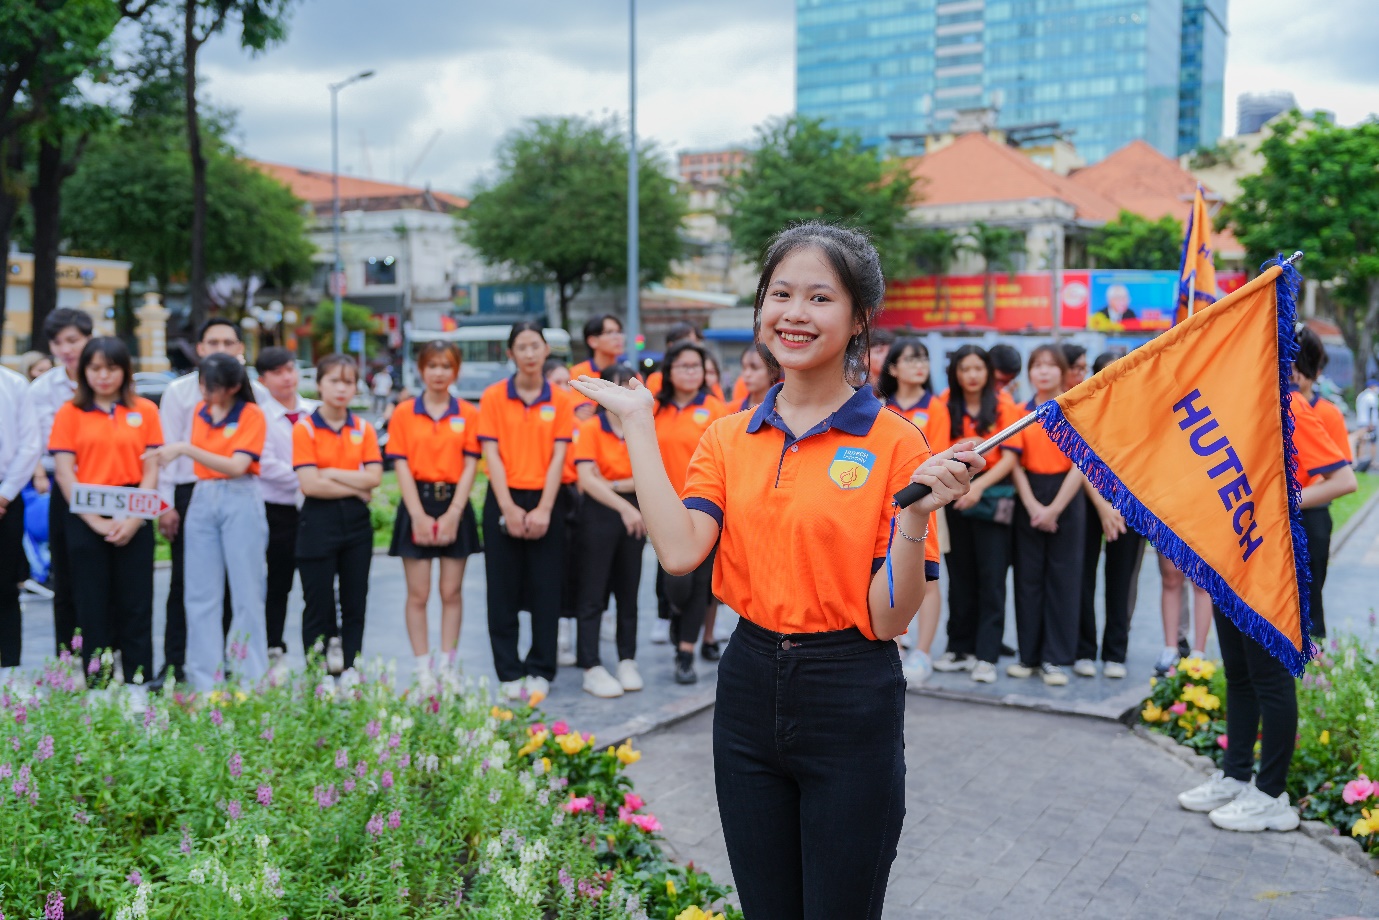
[190,399,266,479]
[646,370,723,402]
[885,391,952,455]
[654,391,729,495]
[1309,393,1352,464]
[384,395,480,483]
[562,420,581,485]
[292,409,382,472]
[1006,397,1073,474]
[49,397,164,487]
[1289,389,1349,491]
[476,377,576,491]
[731,376,750,404]
[573,412,634,482]
[939,393,1023,467]
[682,384,939,639]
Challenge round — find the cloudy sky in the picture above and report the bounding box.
[190,0,1378,196]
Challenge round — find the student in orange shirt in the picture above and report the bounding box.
[145,354,269,692]
[292,355,383,679]
[653,340,727,682]
[570,313,626,415]
[478,321,577,701]
[932,344,1020,682]
[643,322,725,399]
[1006,345,1086,685]
[574,222,980,918]
[865,326,896,392]
[734,344,780,412]
[386,342,482,686]
[49,338,163,684]
[1060,343,1089,390]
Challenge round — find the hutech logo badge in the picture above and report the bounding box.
[828,447,876,490]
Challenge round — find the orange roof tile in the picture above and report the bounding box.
[250,160,468,213]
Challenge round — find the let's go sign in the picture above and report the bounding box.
[69,485,171,520]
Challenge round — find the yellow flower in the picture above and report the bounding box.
[541,757,551,773]
[1142,702,1164,723]
[1195,712,1210,726]
[1353,809,1375,837]
[517,730,548,758]
[1319,730,1330,746]
[615,740,642,766]
[1199,693,1221,712]
[557,733,585,755]
[527,690,547,707]
[1149,676,1157,687]
[666,879,677,897]
[234,691,248,703]
[489,706,513,721]
[675,908,724,920]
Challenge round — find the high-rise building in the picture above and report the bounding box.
[796,0,1228,164]
[1236,91,1297,135]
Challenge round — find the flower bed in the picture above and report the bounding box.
[1140,628,1379,856]
[0,649,740,919]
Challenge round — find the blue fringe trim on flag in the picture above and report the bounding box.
[1038,257,1314,676]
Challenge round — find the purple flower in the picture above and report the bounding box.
[13,764,32,797]
[488,788,501,804]
[86,658,99,676]
[13,705,25,725]
[256,784,273,807]
[398,753,411,769]
[126,869,142,886]
[365,719,381,739]
[314,784,338,809]
[381,770,394,789]
[225,799,242,820]
[143,707,156,729]
[71,635,83,652]
[7,737,17,752]
[343,778,356,793]
[260,727,274,742]
[44,891,63,920]
[387,809,401,829]
[366,813,384,836]
[210,710,223,727]
[335,748,348,769]
[387,732,401,749]
[356,760,368,777]
[35,736,54,763]
[559,867,574,899]
[0,763,10,780]
[180,826,193,855]
[229,753,242,779]
[378,750,390,764]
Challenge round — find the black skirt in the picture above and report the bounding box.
[389,490,482,559]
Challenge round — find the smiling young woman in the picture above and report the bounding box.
[573,222,983,919]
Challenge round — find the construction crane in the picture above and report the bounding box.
[403,130,442,185]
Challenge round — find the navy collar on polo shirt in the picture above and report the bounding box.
[506,376,552,407]
[413,394,459,421]
[197,399,248,429]
[79,400,123,415]
[886,391,932,413]
[659,390,709,413]
[310,407,356,432]
[596,408,623,437]
[747,382,883,443]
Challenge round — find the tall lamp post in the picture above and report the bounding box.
[330,69,376,353]
[626,0,640,365]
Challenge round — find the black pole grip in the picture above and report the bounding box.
[893,481,932,509]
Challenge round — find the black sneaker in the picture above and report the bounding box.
[999,643,1017,658]
[675,650,698,684]
[1178,637,1191,659]
[700,641,721,662]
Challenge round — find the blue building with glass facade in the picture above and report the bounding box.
[796,0,1228,163]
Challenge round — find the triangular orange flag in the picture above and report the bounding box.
[1174,185,1217,325]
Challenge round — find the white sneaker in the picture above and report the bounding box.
[616,659,644,692]
[971,661,997,683]
[1073,658,1097,678]
[902,649,933,689]
[650,620,671,645]
[557,620,577,667]
[582,666,624,698]
[1006,662,1036,679]
[896,628,914,650]
[524,675,550,700]
[499,678,527,701]
[1104,661,1127,679]
[1208,785,1300,832]
[1154,647,1178,675]
[267,648,290,684]
[934,651,976,672]
[20,579,53,599]
[1040,664,1069,686]
[325,637,345,675]
[1189,649,1206,660]
[337,667,362,691]
[1178,770,1250,813]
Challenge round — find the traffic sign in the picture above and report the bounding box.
[348,329,365,353]
[69,485,171,520]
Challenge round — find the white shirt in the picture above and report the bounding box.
[0,367,40,502]
[156,371,271,505]
[1358,387,1379,429]
[259,391,319,505]
[25,365,78,473]
[373,371,392,396]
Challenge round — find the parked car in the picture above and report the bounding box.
[133,371,177,406]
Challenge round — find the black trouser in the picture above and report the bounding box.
[944,509,1010,663]
[483,485,568,683]
[165,481,232,674]
[574,494,643,669]
[297,496,373,670]
[67,515,155,683]
[48,485,77,654]
[663,551,714,648]
[1301,506,1331,638]
[1012,471,1085,667]
[1077,494,1146,663]
[0,494,25,667]
[715,618,905,920]
[264,501,300,652]
[561,485,580,620]
[1215,607,1296,798]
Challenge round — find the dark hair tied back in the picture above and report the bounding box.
[200,352,256,405]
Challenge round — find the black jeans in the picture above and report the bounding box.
[715,618,905,920]
[165,481,231,673]
[574,495,643,669]
[483,486,568,683]
[944,508,1011,663]
[67,515,155,683]
[1078,494,1146,663]
[0,494,24,667]
[1301,506,1331,638]
[663,550,714,648]
[48,485,77,654]
[1215,607,1296,798]
[1012,471,1084,667]
[297,497,373,670]
[264,501,300,652]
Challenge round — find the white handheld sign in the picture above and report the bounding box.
[69,485,171,520]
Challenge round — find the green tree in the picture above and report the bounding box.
[909,228,961,322]
[308,298,379,357]
[461,115,684,331]
[1226,114,1379,378]
[724,115,918,278]
[963,222,1026,322]
[1086,210,1183,270]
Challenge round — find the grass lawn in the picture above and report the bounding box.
[1331,469,1379,532]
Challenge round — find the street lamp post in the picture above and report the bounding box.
[330,69,375,354]
[626,0,640,366]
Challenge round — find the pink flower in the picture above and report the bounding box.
[366,719,381,739]
[335,748,348,769]
[86,658,99,676]
[381,770,394,789]
[44,891,63,920]
[314,784,338,809]
[261,728,274,742]
[629,813,662,833]
[1342,776,1376,804]
[1217,735,1228,750]
[180,826,193,855]
[387,809,401,829]
[71,635,83,652]
[530,722,547,735]
[366,813,384,836]
[126,870,142,886]
[225,799,242,820]
[563,795,593,814]
[228,752,242,778]
[399,753,411,769]
[388,732,401,749]
[35,736,54,763]
[210,709,223,727]
[1169,702,1187,716]
[623,792,644,812]
[13,705,25,725]
[257,784,273,807]
[356,760,368,777]
[378,750,390,764]
[551,720,570,736]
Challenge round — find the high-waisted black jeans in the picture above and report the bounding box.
[1214,606,1296,798]
[714,618,905,920]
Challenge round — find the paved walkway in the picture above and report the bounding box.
[628,697,1379,919]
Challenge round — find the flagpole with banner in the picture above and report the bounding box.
[1175,184,1218,325]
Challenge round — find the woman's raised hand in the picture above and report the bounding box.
[570,375,654,419]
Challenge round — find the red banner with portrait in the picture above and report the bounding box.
[880,272,1090,331]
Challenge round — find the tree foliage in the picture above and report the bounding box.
[963,222,1026,321]
[1086,210,1183,271]
[461,115,685,330]
[1226,113,1379,376]
[308,298,379,357]
[724,115,918,279]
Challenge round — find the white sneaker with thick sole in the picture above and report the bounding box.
[1154,647,1178,675]
[557,620,577,667]
[616,659,644,691]
[934,651,976,672]
[1041,664,1069,686]
[525,675,550,700]
[971,661,997,683]
[650,620,671,645]
[583,666,624,698]
[20,579,53,599]
[1208,784,1300,832]
[326,637,345,675]
[1104,661,1128,679]
[1006,662,1036,679]
[498,678,526,701]
[1178,770,1250,812]
[902,649,933,690]
[1073,658,1097,678]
